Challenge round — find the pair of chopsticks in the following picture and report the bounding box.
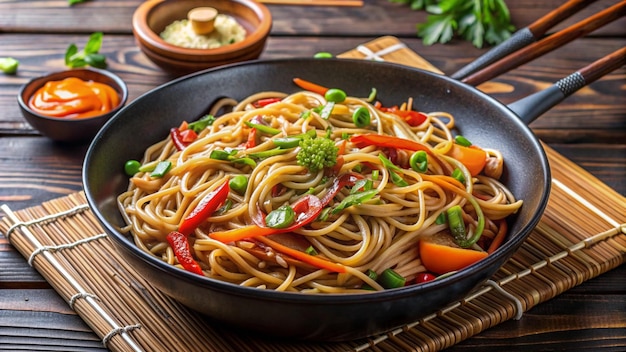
[451,0,626,86]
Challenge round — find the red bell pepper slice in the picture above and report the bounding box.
[374,103,428,127]
[350,134,433,155]
[254,97,282,108]
[178,179,230,236]
[166,231,204,275]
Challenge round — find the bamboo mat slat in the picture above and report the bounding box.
[1,36,625,352]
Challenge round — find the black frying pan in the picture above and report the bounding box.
[82,55,621,341]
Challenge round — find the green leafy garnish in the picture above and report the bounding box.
[65,32,107,69]
[68,0,90,5]
[391,0,515,48]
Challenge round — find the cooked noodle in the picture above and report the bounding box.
[117,88,523,293]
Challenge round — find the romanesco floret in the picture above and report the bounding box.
[297,137,338,172]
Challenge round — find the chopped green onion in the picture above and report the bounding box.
[350,179,373,194]
[366,269,378,281]
[372,169,379,181]
[390,171,409,187]
[245,121,281,135]
[378,153,401,171]
[232,157,257,168]
[319,102,335,119]
[446,205,466,245]
[248,148,290,159]
[435,212,447,225]
[188,114,216,133]
[410,151,428,173]
[454,135,472,147]
[367,88,377,102]
[352,164,363,173]
[305,246,319,255]
[216,199,233,215]
[272,129,316,149]
[331,189,378,214]
[150,161,171,178]
[352,107,371,128]
[451,168,465,184]
[324,88,347,103]
[341,132,350,140]
[266,204,296,229]
[210,149,236,160]
[124,160,141,176]
[229,175,248,195]
[316,207,332,222]
[300,110,312,120]
[378,268,406,289]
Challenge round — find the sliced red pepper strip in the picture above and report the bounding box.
[170,127,187,151]
[255,235,346,273]
[178,178,230,236]
[292,77,329,95]
[166,231,204,275]
[350,134,433,155]
[254,97,282,107]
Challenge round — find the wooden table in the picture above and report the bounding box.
[1,0,624,350]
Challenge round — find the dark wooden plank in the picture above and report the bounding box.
[0,0,624,37]
[1,34,624,144]
[0,290,105,352]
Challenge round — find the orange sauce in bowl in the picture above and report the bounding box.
[28,77,120,119]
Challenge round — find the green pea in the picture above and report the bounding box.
[409,151,428,173]
[352,107,371,128]
[124,160,141,176]
[324,88,347,103]
[229,175,249,195]
[265,204,296,229]
[313,52,333,59]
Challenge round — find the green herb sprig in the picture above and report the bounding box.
[390,0,515,48]
[65,32,107,69]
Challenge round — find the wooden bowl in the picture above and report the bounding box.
[132,0,272,75]
[17,68,128,143]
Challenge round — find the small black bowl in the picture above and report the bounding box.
[18,68,128,143]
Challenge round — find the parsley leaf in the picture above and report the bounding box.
[394,0,515,48]
[65,32,107,69]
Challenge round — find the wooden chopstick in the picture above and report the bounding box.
[258,0,363,6]
[460,0,626,86]
[450,0,599,80]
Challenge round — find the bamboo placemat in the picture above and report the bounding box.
[1,37,625,352]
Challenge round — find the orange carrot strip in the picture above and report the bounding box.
[487,219,508,254]
[293,77,329,95]
[419,240,488,275]
[210,225,276,243]
[446,144,487,176]
[256,236,346,273]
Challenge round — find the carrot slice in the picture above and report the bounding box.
[419,240,488,275]
[446,144,487,176]
[210,224,276,243]
[256,236,346,273]
[293,77,329,95]
[487,219,508,254]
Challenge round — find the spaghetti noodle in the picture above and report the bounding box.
[117,85,523,293]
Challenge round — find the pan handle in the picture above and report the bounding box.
[507,47,625,125]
